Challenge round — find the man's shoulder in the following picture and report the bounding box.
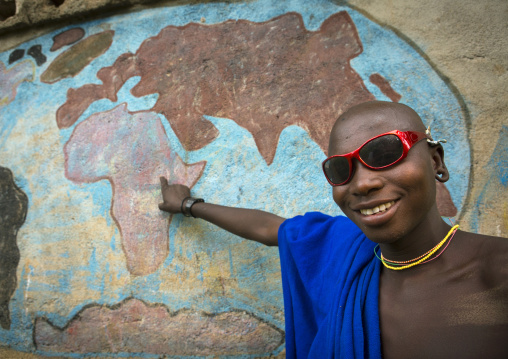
[461,231,508,287]
[463,231,508,255]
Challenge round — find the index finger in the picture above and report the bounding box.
[159,176,169,188]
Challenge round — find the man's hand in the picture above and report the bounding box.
[157,176,283,246]
[158,177,190,213]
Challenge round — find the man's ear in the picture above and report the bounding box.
[431,144,449,182]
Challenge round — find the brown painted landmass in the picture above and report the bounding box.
[34,298,284,356]
[64,104,206,275]
[41,30,114,84]
[50,28,85,51]
[369,73,402,102]
[56,12,375,164]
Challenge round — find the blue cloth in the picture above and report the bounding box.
[278,212,382,358]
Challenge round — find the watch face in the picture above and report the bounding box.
[183,198,193,217]
[184,197,204,217]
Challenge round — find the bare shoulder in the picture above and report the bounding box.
[460,231,508,288]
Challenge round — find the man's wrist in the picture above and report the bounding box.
[181,197,205,217]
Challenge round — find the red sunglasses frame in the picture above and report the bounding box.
[322,130,429,186]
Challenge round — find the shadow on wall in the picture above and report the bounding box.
[0,0,66,23]
[0,166,27,330]
[0,1,16,21]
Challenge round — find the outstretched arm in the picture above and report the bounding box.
[158,177,284,246]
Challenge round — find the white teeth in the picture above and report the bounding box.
[360,201,395,216]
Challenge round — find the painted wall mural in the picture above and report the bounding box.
[0,60,34,106]
[0,0,475,357]
[35,298,284,355]
[64,103,206,276]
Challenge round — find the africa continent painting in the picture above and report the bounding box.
[0,0,469,357]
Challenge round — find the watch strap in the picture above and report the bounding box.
[181,197,205,217]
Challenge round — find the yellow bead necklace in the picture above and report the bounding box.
[374,225,459,270]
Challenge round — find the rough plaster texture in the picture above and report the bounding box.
[0,0,506,358]
[0,0,175,34]
[0,0,185,53]
[34,298,284,355]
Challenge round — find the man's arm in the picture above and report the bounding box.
[158,177,284,246]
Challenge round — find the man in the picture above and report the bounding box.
[159,101,508,358]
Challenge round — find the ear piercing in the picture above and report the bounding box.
[426,126,447,146]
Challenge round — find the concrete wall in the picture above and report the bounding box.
[0,0,506,357]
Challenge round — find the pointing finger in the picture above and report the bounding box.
[159,176,168,188]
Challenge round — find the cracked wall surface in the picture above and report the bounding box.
[0,0,173,34]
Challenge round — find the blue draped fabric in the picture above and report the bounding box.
[278,212,382,358]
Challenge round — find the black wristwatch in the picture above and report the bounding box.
[181,197,205,217]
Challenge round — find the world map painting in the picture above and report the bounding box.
[0,0,470,357]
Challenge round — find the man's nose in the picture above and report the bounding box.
[349,161,384,196]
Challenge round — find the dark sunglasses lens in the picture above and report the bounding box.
[359,134,403,168]
[324,156,350,185]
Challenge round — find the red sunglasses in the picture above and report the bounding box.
[322,130,429,186]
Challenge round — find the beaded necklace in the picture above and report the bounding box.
[374,225,459,270]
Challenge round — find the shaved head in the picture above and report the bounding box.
[329,101,427,154]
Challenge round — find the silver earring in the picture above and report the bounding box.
[426,126,447,146]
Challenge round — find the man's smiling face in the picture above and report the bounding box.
[328,101,446,243]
